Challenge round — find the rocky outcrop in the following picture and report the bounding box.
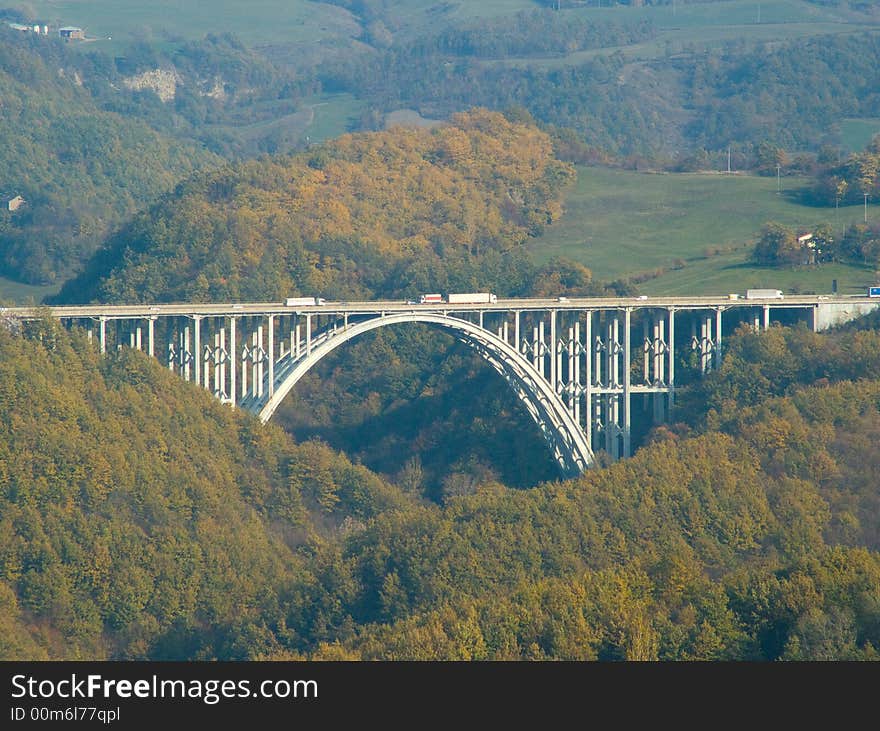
[122,68,181,102]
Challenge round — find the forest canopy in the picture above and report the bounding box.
[2,316,880,660]
[54,109,576,304]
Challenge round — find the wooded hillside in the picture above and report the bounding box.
[2,317,880,660]
[0,29,222,285]
[54,109,575,304]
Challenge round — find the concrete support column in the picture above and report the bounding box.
[205,330,214,395]
[229,317,237,406]
[700,316,709,373]
[167,325,175,371]
[622,308,631,458]
[607,316,620,460]
[653,314,664,423]
[584,312,592,448]
[306,314,312,356]
[257,326,264,399]
[147,317,155,359]
[241,322,249,399]
[211,331,220,395]
[658,318,665,384]
[550,310,557,391]
[612,317,620,388]
[715,308,723,369]
[538,321,546,379]
[267,315,275,398]
[567,325,575,412]
[648,320,660,386]
[182,324,191,381]
[193,316,201,386]
[532,325,540,370]
[205,332,214,392]
[763,304,770,330]
[668,308,675,414]
[574,320,581,426]
[99,317,106,354]
[515,312,520,353]
[295,323,301,359]
[250,329,258,399]
[219,326,227,399]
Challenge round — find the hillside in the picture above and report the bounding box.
[0,29,223,286]
[51,113,628,492]
[53,109,575,304]
[270,318,880,660]
[317,6,880,159]
[3,314,880,659]
[0,316,412,659]
[530,166,877,295]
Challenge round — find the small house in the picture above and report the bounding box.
[59,26,84,40]
[3,195,25,212]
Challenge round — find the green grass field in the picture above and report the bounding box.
[484,0,877,67]
[0,275,61,305]
[841,118,880,154]
[20,0,542,48]
[531,166,878,296]
[21,0,360,46]
[206,93,365,149]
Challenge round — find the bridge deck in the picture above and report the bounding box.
[3,294,874,320]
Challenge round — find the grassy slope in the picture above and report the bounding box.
[202,93,366,148]
[531,166,877,295]
[20,0,539,48]
[841,118,880,154]
[484,0,876,68]
[17,1,358,46]
[0,276,60,305]
[27,0,873,57]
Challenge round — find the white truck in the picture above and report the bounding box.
[284,297,326,306]
[446,292,498,304]
[745,289,784,300]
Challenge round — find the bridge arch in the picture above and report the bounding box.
[253,312,595,477]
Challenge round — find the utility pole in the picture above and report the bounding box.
[836,194,841,239]
[776,164,781,194]
[866,193,870,223]
[727,147,731,174]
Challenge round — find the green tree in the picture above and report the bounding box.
[752,222,802,267]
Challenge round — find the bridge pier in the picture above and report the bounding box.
[267,315,275,399]
[668,308,675,415]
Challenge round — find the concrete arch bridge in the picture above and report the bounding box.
[10,294,876,478]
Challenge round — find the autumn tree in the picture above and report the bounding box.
[752,222,803,267]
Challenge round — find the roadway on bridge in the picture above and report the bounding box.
[4,294,876,320]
